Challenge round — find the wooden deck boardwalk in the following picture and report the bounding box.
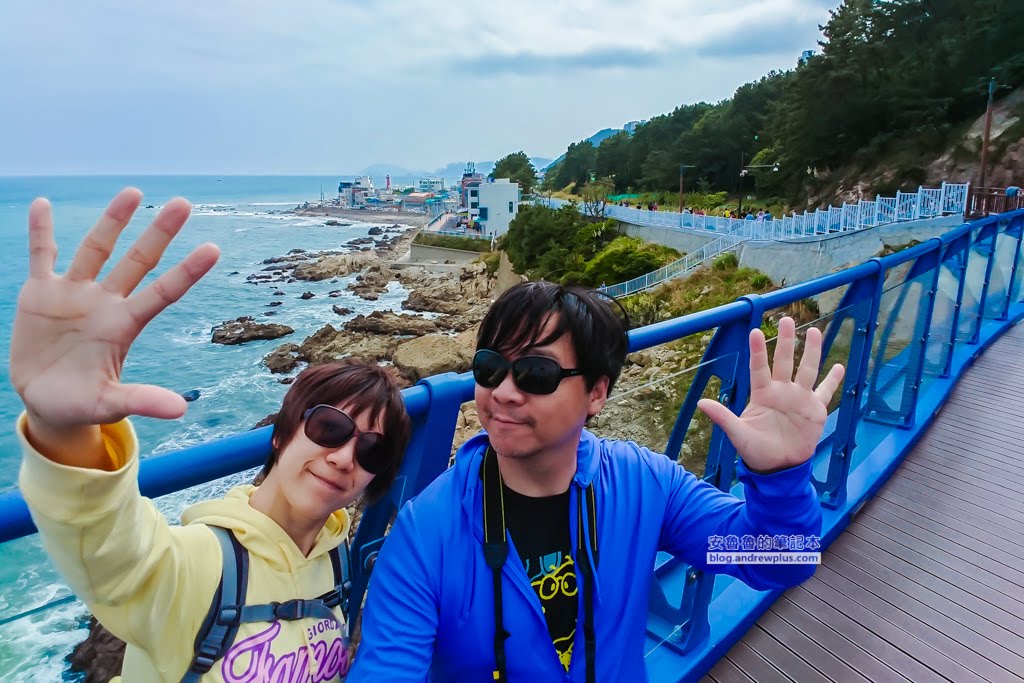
[704,322,1024,683]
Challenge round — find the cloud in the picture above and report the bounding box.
[451,46,666,77]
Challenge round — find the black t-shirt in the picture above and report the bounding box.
[502,482,578,672]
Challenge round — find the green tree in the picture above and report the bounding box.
[551,141,597,192]
[491,151,538,195]
[582,236,681,286]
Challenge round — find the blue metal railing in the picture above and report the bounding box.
[1,211,1022,682]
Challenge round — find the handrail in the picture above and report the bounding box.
[543,181,970,297]
[2,210,1022,683]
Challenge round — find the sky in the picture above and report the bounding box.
[0,0,838,176]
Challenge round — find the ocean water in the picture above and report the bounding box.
[0,176,421,680]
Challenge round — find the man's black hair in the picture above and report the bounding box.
[476,281,630,395]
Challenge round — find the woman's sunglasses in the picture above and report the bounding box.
[472,348,584,396]
[303,404,388,474]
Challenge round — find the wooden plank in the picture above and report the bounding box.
[828,541,1024,658]
[892,466,1024,518]
[817,559,1024,680]
[864,496,1024,565]
[742,626,831,683]
[755,609,871,683]
[833,531,1024,636]
[845,521,1024,611]
[779,591,942,682]
[919,432,1024,474]
[792,582,965,682]
[704,657,755,683]
[901,454,1024,498]
[724,641,793,683]
[880,478,1024,537]
[853,514,1024,600]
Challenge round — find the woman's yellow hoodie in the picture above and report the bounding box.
[17,415,351,682]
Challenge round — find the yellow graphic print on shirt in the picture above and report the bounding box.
[527,552,578,672]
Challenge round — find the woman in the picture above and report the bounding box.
[11,188,411,682]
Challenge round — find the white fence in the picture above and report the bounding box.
[542,182,970,243]
[539,181,970,297]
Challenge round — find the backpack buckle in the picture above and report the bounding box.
[273,600,305,621]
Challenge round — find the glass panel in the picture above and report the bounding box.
[956,234,992,343]
[762,298,866,482]
[593,337,734,480]
[1013,230,1024,304]
[925,251,964,375]
[983,226,1017,318]
[867,267,935,417]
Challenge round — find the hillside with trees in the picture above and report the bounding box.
[543,0,1024,207]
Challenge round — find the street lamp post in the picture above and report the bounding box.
[979,77,1002,191]
[679,163,696,213]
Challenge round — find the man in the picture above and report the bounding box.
[349,282,843,682]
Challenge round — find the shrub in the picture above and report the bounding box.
[414,233,492,252]
[713,252,739,270]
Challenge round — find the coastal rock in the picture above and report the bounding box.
[268,301,283,307]
[392,335,474,382]
[262,325,401,373]
[292,252,379,281]
[252,413,278,429]
[300,291,315,300]
[402,290,470,315]
[347,237,375,246]
[368,226,384,236]
[288,249,306,255]
[263,343,303,373]
[344,311,438,337]
[326,219,341,226]
[333,305,353,315]
[211,317,294,345]
[67,617,125,683]
[347,265,392,300]
[328,290,343,298]
[273,290,285,296]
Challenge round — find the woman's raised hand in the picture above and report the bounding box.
[10,188,220,435]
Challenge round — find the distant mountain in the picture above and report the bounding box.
[359,156,554,182]
[545,128,624,170]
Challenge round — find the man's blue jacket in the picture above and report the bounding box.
[349,430,822,682]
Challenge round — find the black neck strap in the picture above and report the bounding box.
[482,447,599,683]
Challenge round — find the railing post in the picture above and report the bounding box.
[349,373,467,627]
[815,262,883,509]
[865,240,943,429]
[874,195,881,226]
[938,232,973,378]
[915,187,923,219]
[968,220,1000,344]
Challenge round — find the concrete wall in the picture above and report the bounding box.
[735,215,964,286]
[393,244,483,273]
[617,222,719,254]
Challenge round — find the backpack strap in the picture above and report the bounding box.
[182,527,352,683]
[182,526,248,683]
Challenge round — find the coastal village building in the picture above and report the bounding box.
[465,177,520,237]
[402,192,434,211]
[417,177,444,193]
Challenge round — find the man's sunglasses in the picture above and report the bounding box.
[472,348,584,396]
[303,404,388,474]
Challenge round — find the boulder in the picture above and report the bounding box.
[333,305,353,316]
[300,292,315,300]
[368,226,384,236]
[344,311,438,337]
[392,335,474,382]
[268,301,283,307]
[211,317,294,345]
[402,290,469,315]
[263,343,303,373]
[273,290,285,296]
[347,265,392,300]
[292,252,379,281]
[67,617,125,683]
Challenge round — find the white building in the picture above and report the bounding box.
[468,178,520,237]
[417,177,444,193]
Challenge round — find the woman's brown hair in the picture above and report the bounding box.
[258,360,411,503]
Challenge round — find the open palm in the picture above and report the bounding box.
[9,189,220,431]
[698,317,845,473]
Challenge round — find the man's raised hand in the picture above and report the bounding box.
[697,316,845,473]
